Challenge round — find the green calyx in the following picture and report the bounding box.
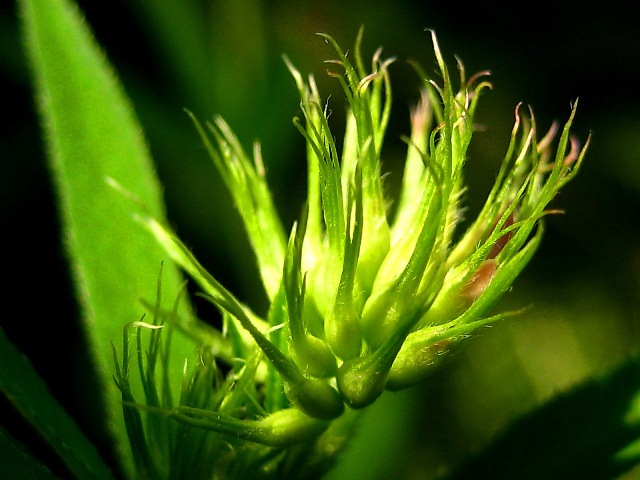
[114,28,588,473]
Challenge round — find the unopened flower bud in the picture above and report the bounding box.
[461,259,497,302]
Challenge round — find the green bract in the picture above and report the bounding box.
[113,29,588,478]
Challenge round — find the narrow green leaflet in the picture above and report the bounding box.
[19,0,197,474]
[0,426,59,480]
[0,327,114,479]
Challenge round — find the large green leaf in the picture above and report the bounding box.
[0,327,115,479]
[446,352,640,479]
[19,0,197,474]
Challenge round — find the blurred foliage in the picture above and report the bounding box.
[2,0,640,478]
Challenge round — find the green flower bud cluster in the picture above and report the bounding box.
[114,28,587,474]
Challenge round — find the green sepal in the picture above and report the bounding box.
[284,208,338,378]
[318,31,392,294]
[324,172,365,360]
[360,190,443,348]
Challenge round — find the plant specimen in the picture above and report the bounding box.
[109,27,587,479]
[21,1,640,479]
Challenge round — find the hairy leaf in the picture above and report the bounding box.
[19,0,197,473]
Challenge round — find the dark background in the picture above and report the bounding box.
[2,1,640,478]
